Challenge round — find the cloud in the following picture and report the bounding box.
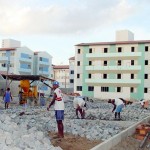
[0,0,139,35]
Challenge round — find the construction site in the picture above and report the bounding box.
[0,74,150,150]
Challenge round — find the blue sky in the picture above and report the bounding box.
[0,0,150,65]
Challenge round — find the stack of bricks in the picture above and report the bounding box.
[134,123,150,140]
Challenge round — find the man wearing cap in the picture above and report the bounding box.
[47,81,64,138]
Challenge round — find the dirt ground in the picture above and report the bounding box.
[48,132,102,150]
[111,135,150,150]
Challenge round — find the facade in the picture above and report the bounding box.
[0,39,53,96]
[2,39,21,48]
[0,47,34,75]
[74,30,150,100]
[69,56,75,92]
[33,51,52,95]
[53,65,70,92]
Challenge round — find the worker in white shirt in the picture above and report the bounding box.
[140,99,149,109]
[108,98,124,120]
[47,81,65,138]
[73,96,86,119]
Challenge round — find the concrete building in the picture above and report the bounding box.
[53,65,70,93]
[33,51,52,95]
[74,30,150,100]
[2,39,21,48]
[0,47,34,75]
[69,56,75,92]
[0,39,53,96]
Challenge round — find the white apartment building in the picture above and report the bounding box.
[74,30,150,100]
[33,51,52,95]
[0,39,53,96]
[69,56,75,92]
[53,65,70,92]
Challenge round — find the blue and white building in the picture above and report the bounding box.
[0,39,53,96]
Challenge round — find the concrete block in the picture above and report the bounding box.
[120,130,128,141]
[91,140,112,150]
[111,134,121,147]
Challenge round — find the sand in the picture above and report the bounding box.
[49,132,102,150]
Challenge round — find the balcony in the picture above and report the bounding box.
[86,52,142,60]
[19,68,32,73]
[86,65,141,73]
[19,58,32,63]
[85,79,141,87]
[0,56,15,62]
[39,61,50,66]
[39,70,49,76]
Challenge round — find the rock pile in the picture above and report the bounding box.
[0,97,149,149]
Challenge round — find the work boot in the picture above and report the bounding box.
[76,116,80,119]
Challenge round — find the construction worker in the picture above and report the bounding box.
[73,96,86,119]
[140,99,149,109]
[47,81,64,138]
[108,98,124,120]
[3,88,13,109]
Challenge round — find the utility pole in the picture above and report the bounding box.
[6,51,10,89]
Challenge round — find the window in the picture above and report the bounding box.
[130,87,134,93]
[131,60,134,65]
[117,74,121,79]
[70,70,74,74]
[118,60,121,66]
[145,74,148,79]
[88,86,94,91]
[145,46,148,52]
[103,74,107,79]
[89,61,92,66]
[11,52,15,56]
[145,60,148,65]
[77,49,81,54]
[77,86,82,91]
[77,74,80,78]
[117,87,121,92]
[118,47,122,52]
[131,74,134,79]
[131,47,135,52]
[104,48,108,53]
[144,88,148,93]
[89,48,92,53]
[70,79,74,83]
[77,61,80,66]
[1,63,6,67]
[101,87,109,92]
[2,53,6,56]
[88,74,91,79]
[104,61,107,66]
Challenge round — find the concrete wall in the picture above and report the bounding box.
[91,116,150,150]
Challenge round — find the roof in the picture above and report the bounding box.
[69,56,75,60]
[0,47,17,51]
[1,74,54,81]
[0,71,13,75]
[53,65,69,69]
[75,40,150,46]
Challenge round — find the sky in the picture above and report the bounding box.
[0,0,150,65]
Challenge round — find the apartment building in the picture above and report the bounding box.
[69,56,75,92]
[53,65,70,92]
[33,51,52,95]
[0,39,53,96]
[74,30,150,100]
[0,40,34,75]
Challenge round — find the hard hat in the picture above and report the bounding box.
[53,81,59,86]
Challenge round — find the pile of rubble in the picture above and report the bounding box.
[0,98,150,149]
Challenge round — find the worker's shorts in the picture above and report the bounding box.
[115,104,124,113]
[55,110,64,121]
